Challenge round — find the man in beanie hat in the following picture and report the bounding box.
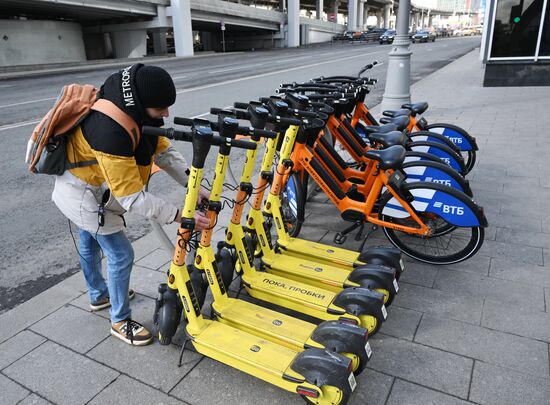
[52,64,209,346]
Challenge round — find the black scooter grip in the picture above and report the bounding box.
[143,126,193,142]
[174,117,276,139]
[173,117,194,126]
[233,101,250,110]
[217,136,257,150]
[271,116,302,126]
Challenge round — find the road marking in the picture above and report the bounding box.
[208,63,264,74]
[0,119,40,131]
[0,97,56,109]
[177,49,386,95]
[274,55,311,63]
[75,74,93,78]
[172,75,187,80]
[0,84,16,88]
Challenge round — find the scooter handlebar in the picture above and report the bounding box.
[143,126,257,150]
[173,117,277,139]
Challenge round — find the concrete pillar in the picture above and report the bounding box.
[364,5,369,26]
[112,30,147,58]
[316,0,324,19]
[427,10,433,27]
[348,0,358,30]
[376,11,382,27]
[384,4,391,28]
[170,0,194,57]
[151,28,168,54]
[279,0,286,11]
[358,0,365,28]
[333,0,339,16]
[288,0,300,47]
[103,33,114,58]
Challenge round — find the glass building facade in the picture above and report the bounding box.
[483,0,550,84]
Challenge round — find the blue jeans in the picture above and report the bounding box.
[79,229,134,324]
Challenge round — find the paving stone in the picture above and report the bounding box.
[392,282,484,325]
[434,270,545,311]
[397,263,438,288]
[3,341,118,405]
[386,379,473,405]
[443,255,491,276]
[132,232,166,261]
[476,239,543,266]
[367,335,473,399]
[489,257,550,288]
[543,216,550,234]
[129,265,168,300]
[414,316,549,378]
[469,179,503,193]
[88,374,184,405]
[469,361,550,405]
[0,273,84,344]
[88,334,201,393]
[0,373,29,405]
[379,306,423,341]
[351,369,393,405]
[546,288,549,313]
[0,330,46,370]
[17,394,53,405]
[134,248,171,271]
[481,299,550,343]
[170,357,300,405]
[30,305,109,354]
[496,227,550,249]
[489,212,542,232]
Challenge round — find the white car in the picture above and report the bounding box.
[453,28,475,36]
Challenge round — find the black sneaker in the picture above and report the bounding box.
[90,289,136,311]
[111,319,153,346]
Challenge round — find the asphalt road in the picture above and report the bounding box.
[0,36,481,313]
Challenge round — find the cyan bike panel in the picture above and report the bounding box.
[381,188,481,227]
[285,174,299,217]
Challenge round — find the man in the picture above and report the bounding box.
[52,64,209,346]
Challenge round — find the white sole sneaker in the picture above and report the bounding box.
[90,289,136,311]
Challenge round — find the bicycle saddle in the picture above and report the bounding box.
[378,115,410,131]
[368,131,408,148]
[381,108,411,118]
[362,123,398,134]
[401,101,429,116]
[364,145,406,170]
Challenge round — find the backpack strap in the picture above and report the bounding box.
[91,99,141,151]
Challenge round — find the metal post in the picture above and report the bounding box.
[380,0,412,112]
[317,0,324,19]
[358,0,365,29]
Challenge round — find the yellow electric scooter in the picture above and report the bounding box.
[231,100,399,306]
[210,105,388,336]
[144,122,358,404]
[180,112,373,375]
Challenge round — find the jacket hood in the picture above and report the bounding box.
[99,64,164,128]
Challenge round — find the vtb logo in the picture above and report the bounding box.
[433,201,464,215]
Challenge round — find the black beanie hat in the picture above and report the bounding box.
[135,65,176,108]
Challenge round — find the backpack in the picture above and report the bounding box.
[25,84,140,175]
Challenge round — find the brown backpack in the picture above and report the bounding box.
[25,84,140,175]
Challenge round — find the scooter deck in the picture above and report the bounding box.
[261,252,357,293]
[277,237,362,269]
[190,320,310,392]
[212,298,317,350]
[241,271,351,323]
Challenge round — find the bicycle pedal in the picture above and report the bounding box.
[334,233,347,244]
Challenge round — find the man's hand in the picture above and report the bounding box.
[194,211,210,231]
[198,186,210,206]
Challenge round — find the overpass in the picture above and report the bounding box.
[0,0,477,67]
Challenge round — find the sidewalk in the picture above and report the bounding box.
[1,49,549,405]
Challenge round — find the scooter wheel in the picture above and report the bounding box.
[360,314,382,337]
[373,288,396,307]
[301,385,350,405]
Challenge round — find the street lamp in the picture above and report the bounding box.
[380,0,412,112]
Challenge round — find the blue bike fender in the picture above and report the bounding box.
[407,144,463,172]
[425,125,476,151]
[402,165,465,193]
[381,184,487,227]
[285,174,299,218]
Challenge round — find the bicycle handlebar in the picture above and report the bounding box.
[173,116,277,139]
[142,126,257,150]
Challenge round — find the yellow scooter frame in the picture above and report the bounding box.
[146,122,357,405]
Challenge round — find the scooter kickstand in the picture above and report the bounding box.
[359,225,379,251]
[178,338,191,368]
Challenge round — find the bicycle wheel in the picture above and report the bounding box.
[279,171,305,237]
[377,183,486,265]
